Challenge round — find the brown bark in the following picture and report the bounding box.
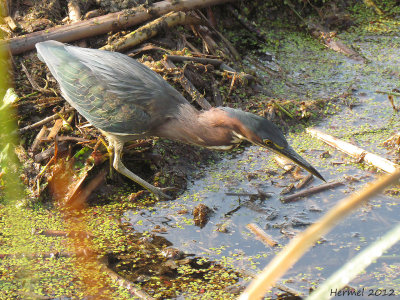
[307,128,400,174]
[101,11,202,52]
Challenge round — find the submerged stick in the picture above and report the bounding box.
[239,170,400,300]
[281,181,344,203]
[246,223,278,247]
[99,256,156,300]
[307,128,400,174]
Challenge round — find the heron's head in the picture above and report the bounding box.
[219,107,325,181]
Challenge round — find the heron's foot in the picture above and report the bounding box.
[150,186,178,200]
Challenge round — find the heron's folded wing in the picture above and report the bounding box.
[36,40,188,135]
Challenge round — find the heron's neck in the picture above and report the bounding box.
[155,105,239,149]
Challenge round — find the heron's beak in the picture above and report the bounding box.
[260,143,325,181]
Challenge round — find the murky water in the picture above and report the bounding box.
[126,31,400,298]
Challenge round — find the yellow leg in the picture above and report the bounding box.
[93,136,114,178]
[112,139,172,200]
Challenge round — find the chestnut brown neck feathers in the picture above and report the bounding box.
[153,104,251,149]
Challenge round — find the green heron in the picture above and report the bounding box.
[36,40,324,200]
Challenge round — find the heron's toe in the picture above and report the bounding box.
[148,186,178,200]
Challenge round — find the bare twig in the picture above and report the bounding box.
[246,223,278,247]
[281,181,344,203]
[127,43,169,57]
[30,126,48,151]
[195,9,241,61]
[307,128,400,174]
[41,136,92,143]
[34,141,69,163]
[308,25,365,62]
[19,107,75,133]
[219,63,256,82]
[227,5,268,43]
[68,0,87,47]
[21,62,47,92]
[46,119,64,140]
[166,55,224,66]
[99,256,156,300]
[32,228,94,239]
[211,75,223,106]
[295,173,314,190]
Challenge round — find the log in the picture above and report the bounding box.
[101,11,202,52]
[246,223,278,247]
[280,181,344,203]
[4,0,235,55]
[307,128,400,174]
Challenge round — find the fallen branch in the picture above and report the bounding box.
[246,223,278,247]
[19,107,75,133]
[227,5,268,43]
[67,0,82,23]
[280,181,344,203]
[211,75,223,106]
[295,173,314,190]
[283,0,364,62]
[274,155,294,172]
[101,12,203,52]
[5,0,234,55]
[195,9,241,61]
[41,136,92,143]
[376,90,400,97]
[163,59,212,110]
[32,228,94,238]
[99,256,156,300]
[167,54,254,82]
[166,54,224,66]
[68,0,87,47]
[307,128,400,174]
[0,250,89,260]
[46,119,64,140]
[30,126,48,151]
[308,25,365,62]
[21,62,48,92]
[219,63,256,82]
[34,141,69,163]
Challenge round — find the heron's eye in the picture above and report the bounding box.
[264,139,284,149]
[264,140,273,147]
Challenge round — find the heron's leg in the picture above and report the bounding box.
[94,137,114,177]
[112,140,173,200]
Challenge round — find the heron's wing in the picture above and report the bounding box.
[36,40,188,135]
